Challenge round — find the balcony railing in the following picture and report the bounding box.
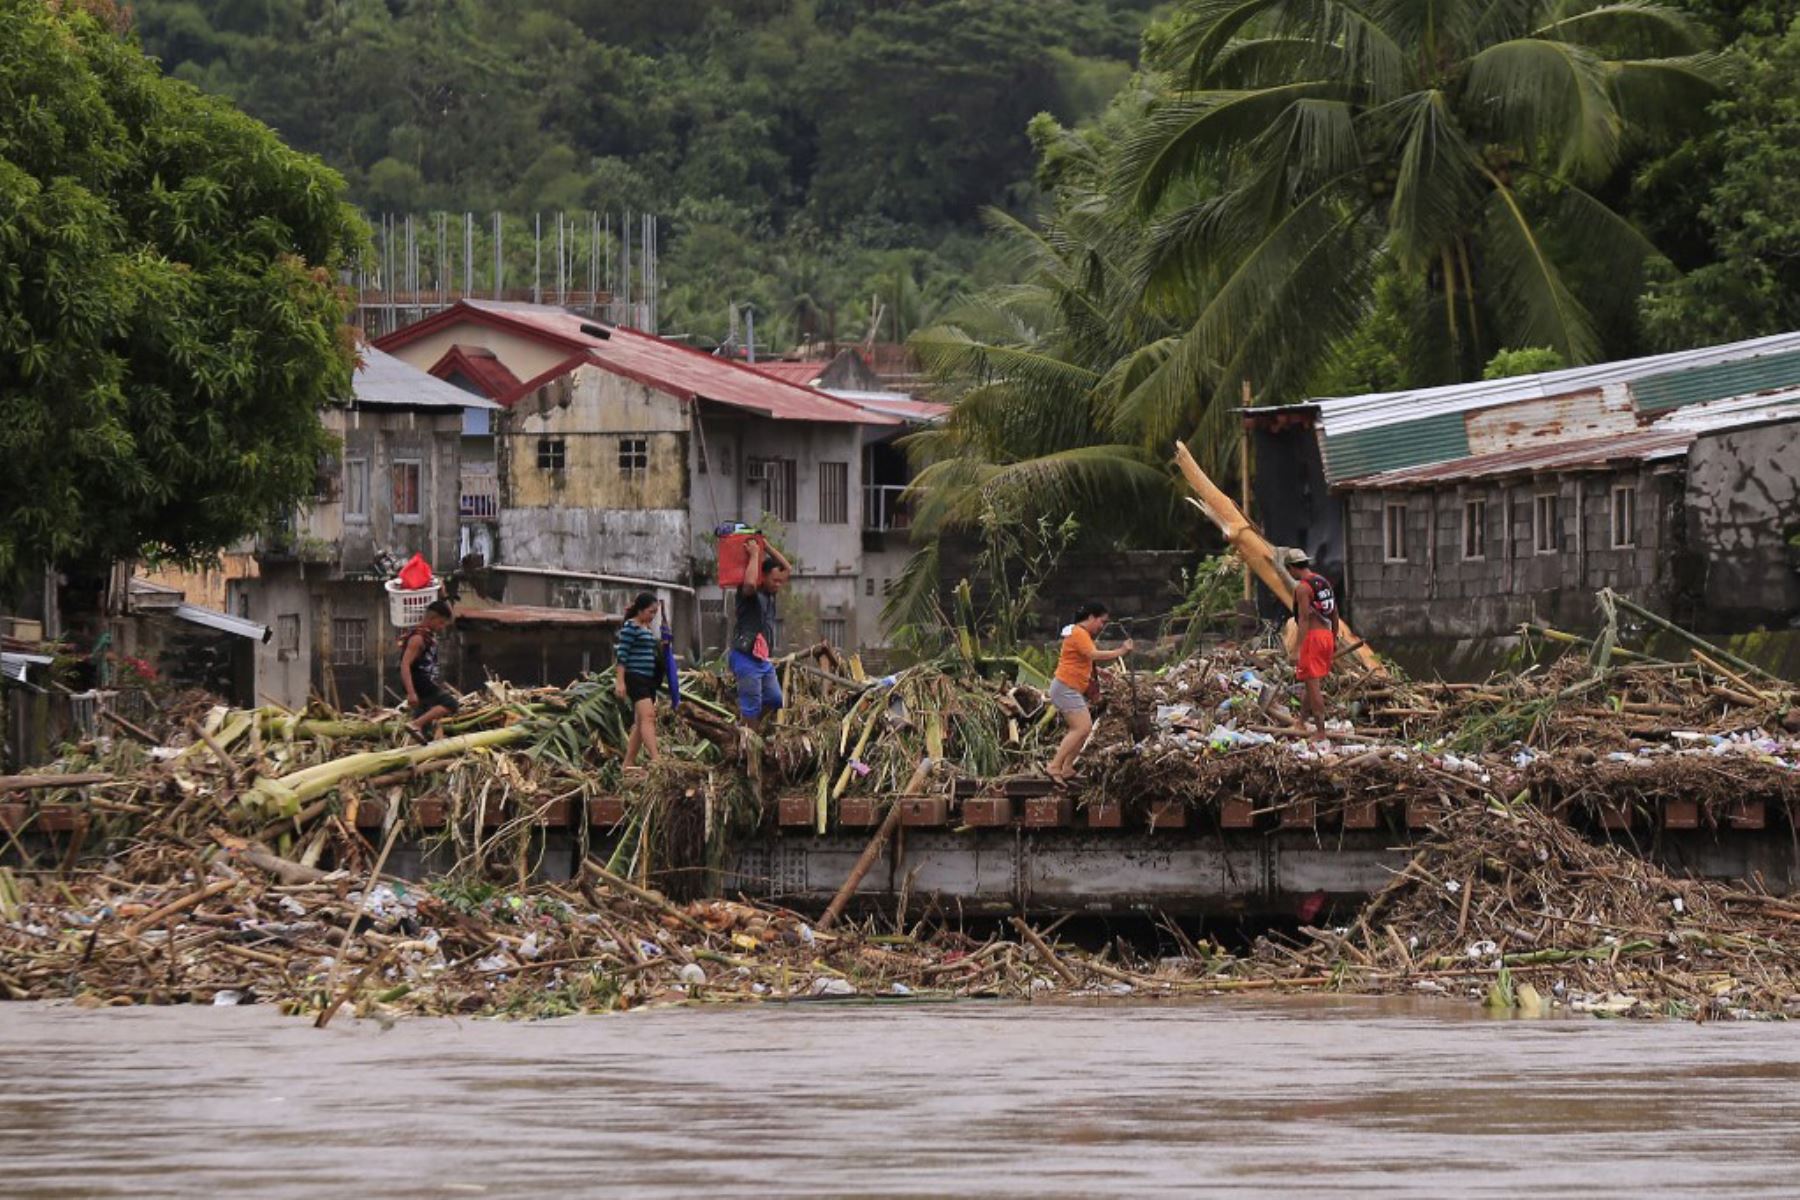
[461,465,499,520]
[864,484,912,532]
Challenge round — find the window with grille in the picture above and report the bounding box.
[749,457,797,522]
[1611,485,1637,548]
[393,460,422,520]
[1383,501,1408,562]
[276,614,300,660]
[821,618,847,646]
[537,438,566,471]
[344,458,369,521]
[618,436,648,479]
[1462,498,1486,560]
[331,618,367,665]
[1535,494,1560,554]
[865,577,875,597]
[818,461,849,524]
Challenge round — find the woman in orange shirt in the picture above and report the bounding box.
[1045,602,1133,784]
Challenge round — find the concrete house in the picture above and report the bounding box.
[245,348,501,708]
[752,357,949,648]
[1245,333,1800,642]
[375,301,899,654]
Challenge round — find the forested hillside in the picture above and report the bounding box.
[132,0,1161,345]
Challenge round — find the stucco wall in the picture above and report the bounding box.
[497,364,691,582]
[384,322,573,386]
[1346,468,1677,638]
[1686,419,1800,624]
[300,408,463,575]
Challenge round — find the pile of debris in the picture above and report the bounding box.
[1271,798,1800,1020]
[0,842,1306,1019]
[2,600,1799,1019]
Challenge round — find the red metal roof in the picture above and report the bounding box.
[748,360,830,386]
[381,302,894,426]
[1342,429,1695,489]
[429,344,522,400]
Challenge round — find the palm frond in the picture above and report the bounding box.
[1120,82,1343,212]
[1480,176,1602,363]
[1463,38,1622,181]
[1605,56,1724,141]
[1378,89,1484,268]
[1532,2,1704,58]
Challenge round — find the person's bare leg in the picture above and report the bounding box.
[637,698,660,763]
[623,720,642,767]
[1049,709,1091,780]
[1304,680,1327,735]
[410,704,452,739]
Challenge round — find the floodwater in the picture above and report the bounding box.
[2,998,1798,1198]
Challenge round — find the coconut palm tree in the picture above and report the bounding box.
[1117,0,1718,420]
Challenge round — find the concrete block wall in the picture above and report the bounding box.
[1347,468,1678,639]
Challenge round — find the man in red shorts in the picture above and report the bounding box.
[1285,549,1341,735]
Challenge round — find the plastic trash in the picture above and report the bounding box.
[678,963,707,986]
[212,990,244,1006]
[396,553,433,590]
[810,977,855,996]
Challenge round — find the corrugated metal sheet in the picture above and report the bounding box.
[1343,429,1693,490]
[2,651,55,685]
[462,302,896,426]
[1464,388,1634,456]
[1299,330,1800,438]
[1631,348,1800,414]
[172,604,271,643]
[1321,411,1471,482]
[1654,385,1800,430]
[354,347,500,410]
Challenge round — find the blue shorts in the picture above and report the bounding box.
[729,650,784,719]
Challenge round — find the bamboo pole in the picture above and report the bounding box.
[1172,440,1386,676]
[1605,589,1789,690]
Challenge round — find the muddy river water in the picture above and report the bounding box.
[2,997,1798,1197]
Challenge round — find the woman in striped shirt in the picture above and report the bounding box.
[615,592,663,767]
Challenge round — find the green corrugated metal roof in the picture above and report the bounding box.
[1633,349,1800,414]
[1321,412,1471,483]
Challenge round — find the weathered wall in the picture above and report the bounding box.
[247,568,313,709]
[688,405,867,651]
[327,409,463,575]
[137,552,260,615]
[1346,468,1678,638]
[384,322,572,387]
[1686,419,1800,625]
[497,365,691,582]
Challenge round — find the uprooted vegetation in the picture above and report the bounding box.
[2,596,1799,1020]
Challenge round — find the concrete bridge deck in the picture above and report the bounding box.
[8,780,1794,916]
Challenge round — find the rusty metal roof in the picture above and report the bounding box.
[1250,330,1800,483]
[1341,429,1696,489]
[382,302,895,426]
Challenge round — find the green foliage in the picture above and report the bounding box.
[128,0,1160,350]
[1484,347,1569,379]
[1635,4,1800,347]
[0,0,362,595]
[1120,0,1718,404]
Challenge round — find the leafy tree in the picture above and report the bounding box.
[0,0,363,595]
[1118,0,1719,431]
[1484,346,1568,378]
[1636,6,1800,346]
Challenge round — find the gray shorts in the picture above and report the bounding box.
[1047,678,1088,714]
